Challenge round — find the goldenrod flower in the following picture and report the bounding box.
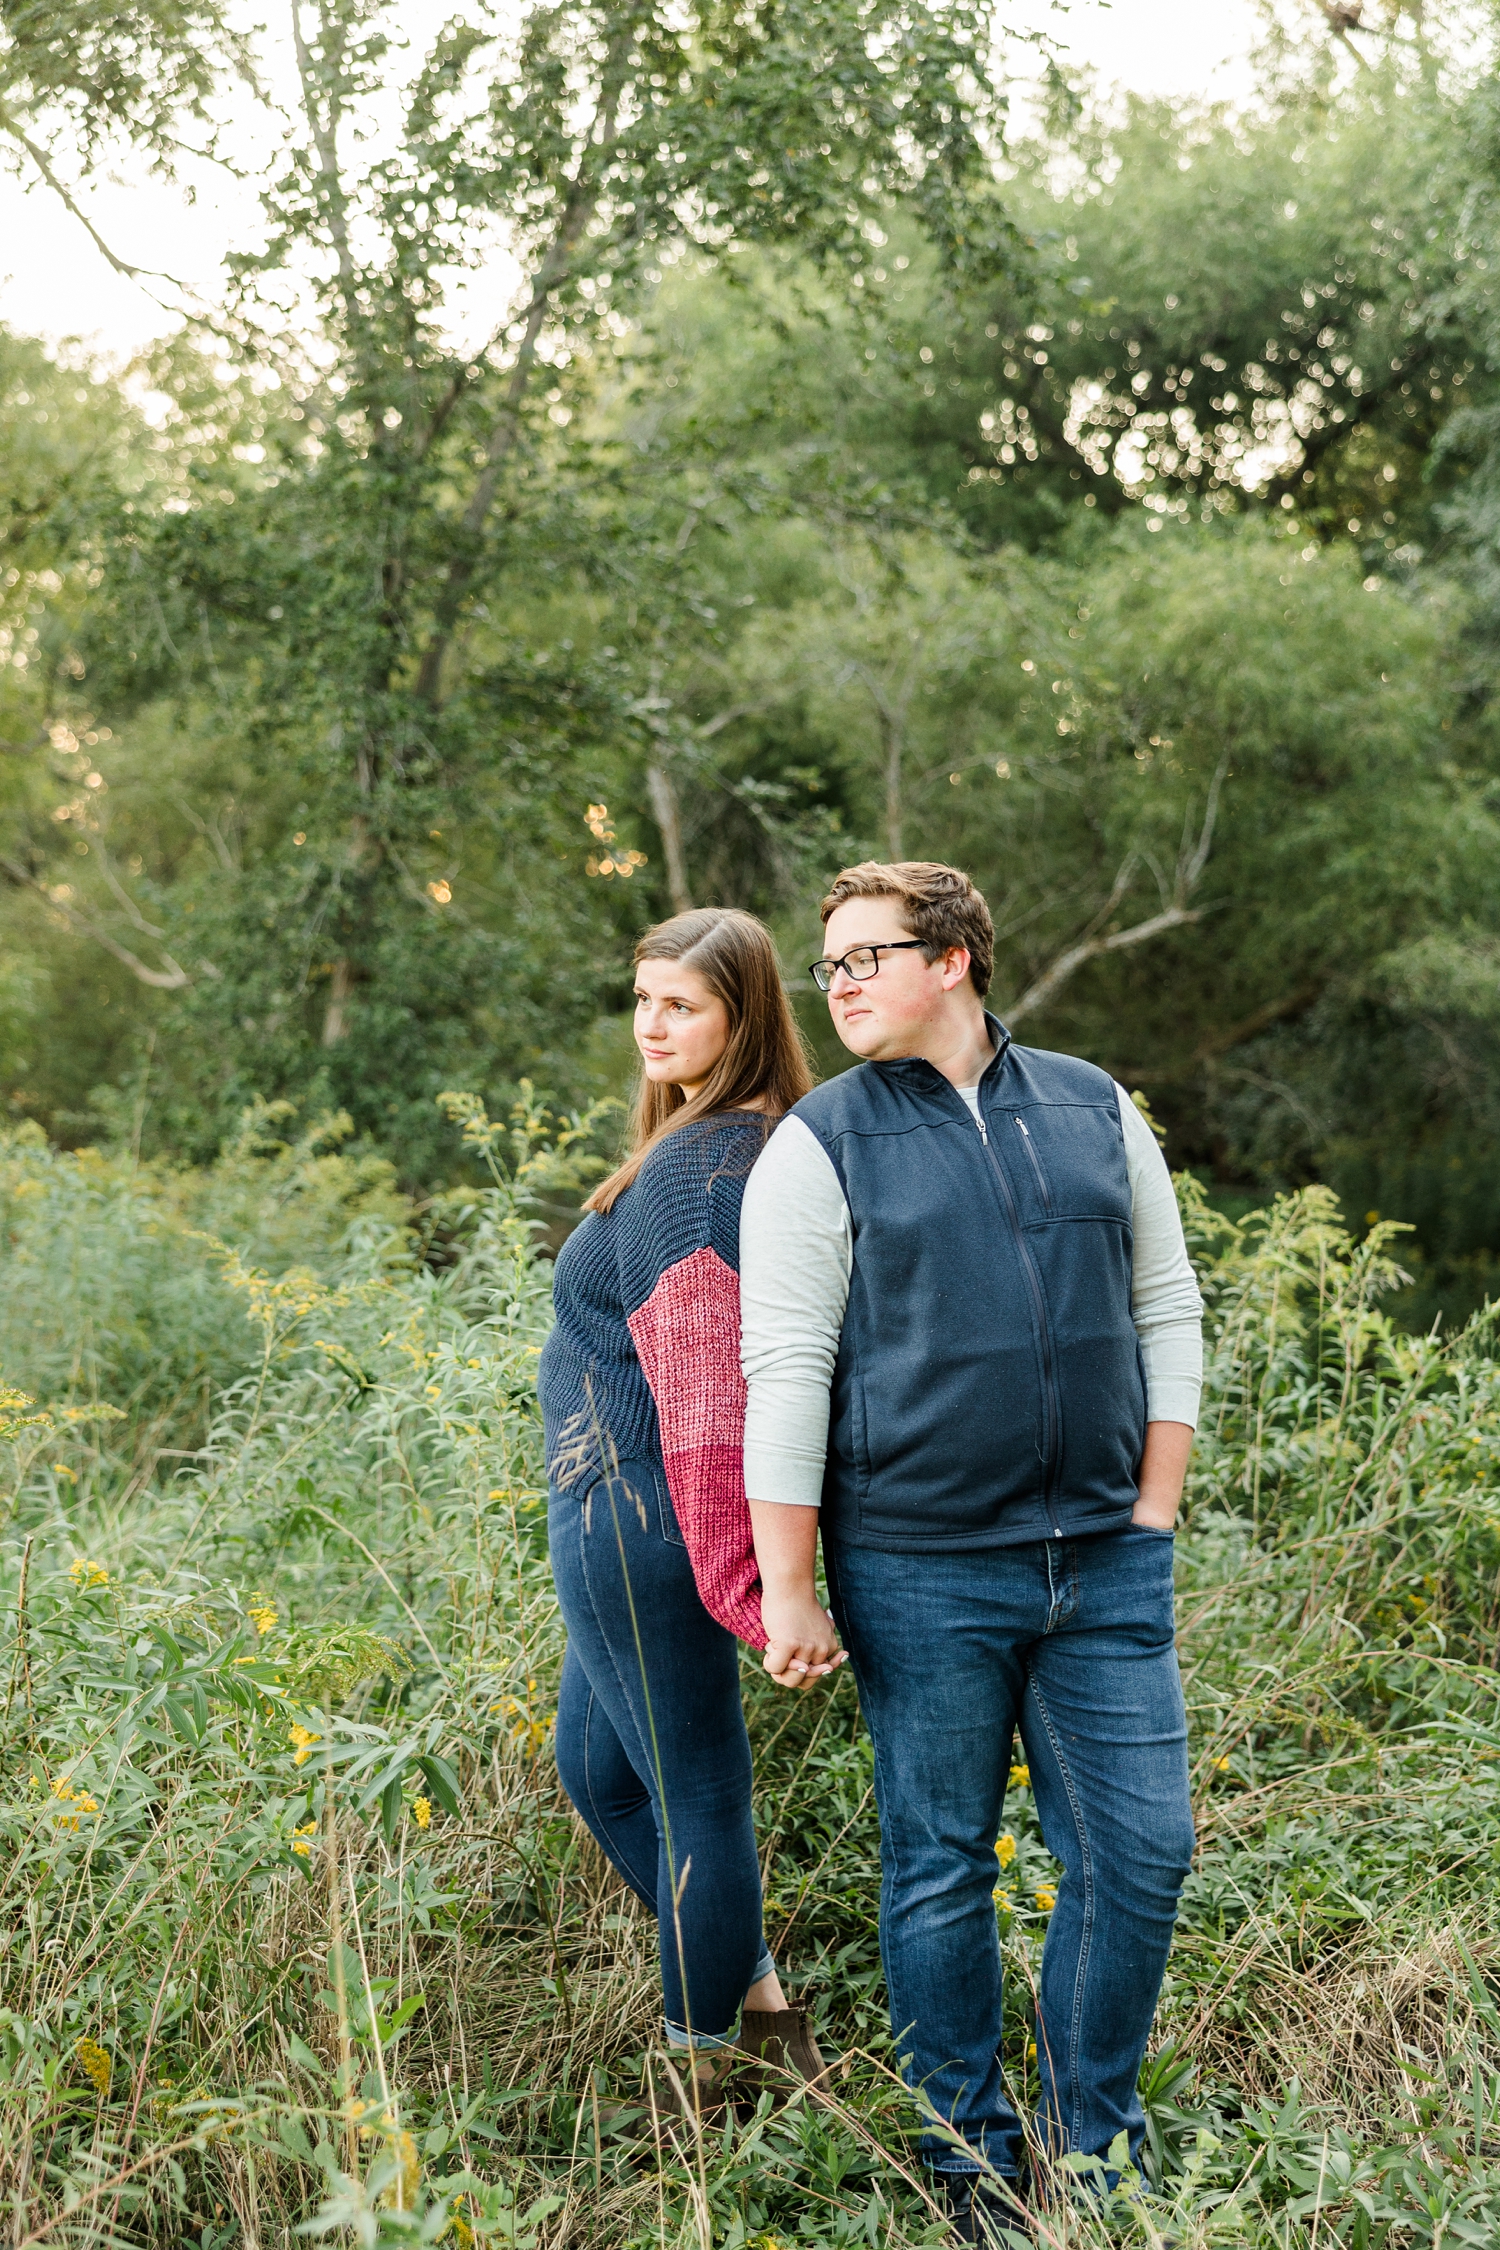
[1008,1763,1030,1789]
[1034,1884,1057,1913]
[1213,1754,1231,1772]
[291,1821,318,1858]
[51,1776,98,1829]
[994,1832,1017,1868]
[500,1694,553,1759]
[67,1558,108,1589]
[76,2037,112,2097]
[248,1599,278,1635]
[52,1463,76,1482]
[369,2125,421,2211]
[289,1724,321,1767]
[992,1886,1013,1909]
[412,1797,432,1830]
[1026,2039,1038,2065]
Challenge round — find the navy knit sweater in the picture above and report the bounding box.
[539,1111,770,1646]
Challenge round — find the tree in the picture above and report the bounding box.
[0,0,250,283]
[1,0,1020,1168]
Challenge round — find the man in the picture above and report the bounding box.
[739,860,1202,2242]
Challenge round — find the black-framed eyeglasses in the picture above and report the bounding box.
[808,940,929,992]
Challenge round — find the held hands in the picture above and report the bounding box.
[748,1498,847,1691]
[760,1589,847,1692]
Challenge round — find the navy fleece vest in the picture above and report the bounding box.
[791,1020,1146,1551]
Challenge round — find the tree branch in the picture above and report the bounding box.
[291,1,362,328]
[1,858,205,989]
[999,749,1230,1026]
[1120,985,1324,1084]
[0,108,181,288]
[1001,904,1202,1027]
[413,27,634,704]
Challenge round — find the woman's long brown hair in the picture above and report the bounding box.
[584,908,814,1214]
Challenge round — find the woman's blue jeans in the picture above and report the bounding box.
[548,1459,774,2045]
[824,1524,1194,2178]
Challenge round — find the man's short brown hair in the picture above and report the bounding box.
[820,860,995,997]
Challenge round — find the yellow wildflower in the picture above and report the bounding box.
[412,1797,432,1830]
[450,2208,476,2250]
[0,1385,51,1441]
[52,1463,76,1482]
[993,1887,1013,1909]
[248,1599,278,1635]
[1008,1763,1030,1789]
[289,1724,321,1767]
[1027,2040,1038,2064]
[995,1833,1017,1868]
[1035,1885,1057,1913]
[500,1693,553,1759]
[1213,1754,1231,1772]
[366,2125,420,2211]
[76,2037,112,2098]
[51,1776,98,1829]
[67,1558,109,1589]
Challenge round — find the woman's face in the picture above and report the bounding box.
[633,957,731,1098]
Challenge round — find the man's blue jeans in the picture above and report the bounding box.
[824,1525,1194,2178]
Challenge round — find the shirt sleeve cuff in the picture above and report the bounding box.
[743,1439,826,1507]
[1146,1379,1201,1430]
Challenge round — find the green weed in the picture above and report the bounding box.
[2,1119,1499,2245]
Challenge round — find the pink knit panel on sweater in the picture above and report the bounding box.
[627,1244,766,1649]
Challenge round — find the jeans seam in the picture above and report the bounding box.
[575,1494,659,1818]
[839,1630,910,2094]
[579,1685,656,1903]
[1026,1667,1094,2152]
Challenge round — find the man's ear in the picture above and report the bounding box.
[939,946,972,991]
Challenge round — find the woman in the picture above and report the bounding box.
[539,907,826,2116]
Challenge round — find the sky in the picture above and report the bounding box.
[0,0,1268,359]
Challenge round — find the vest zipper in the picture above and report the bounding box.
[978,1131,1065,1538]
[1014,1116,1051,1209]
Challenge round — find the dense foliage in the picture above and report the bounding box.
[0,4,1498,1310]
[1,1115,1500,2247]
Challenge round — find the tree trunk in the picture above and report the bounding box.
[322,957,353,1046]
[881,709,903,861]
[646,763,692,916]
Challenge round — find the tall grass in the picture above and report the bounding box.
[2,1110,1500,2247]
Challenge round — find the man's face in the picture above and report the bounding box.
[820,896,970,1060]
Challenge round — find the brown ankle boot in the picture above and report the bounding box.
[646,2049,742,2133]
[736,2006,829,2098]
